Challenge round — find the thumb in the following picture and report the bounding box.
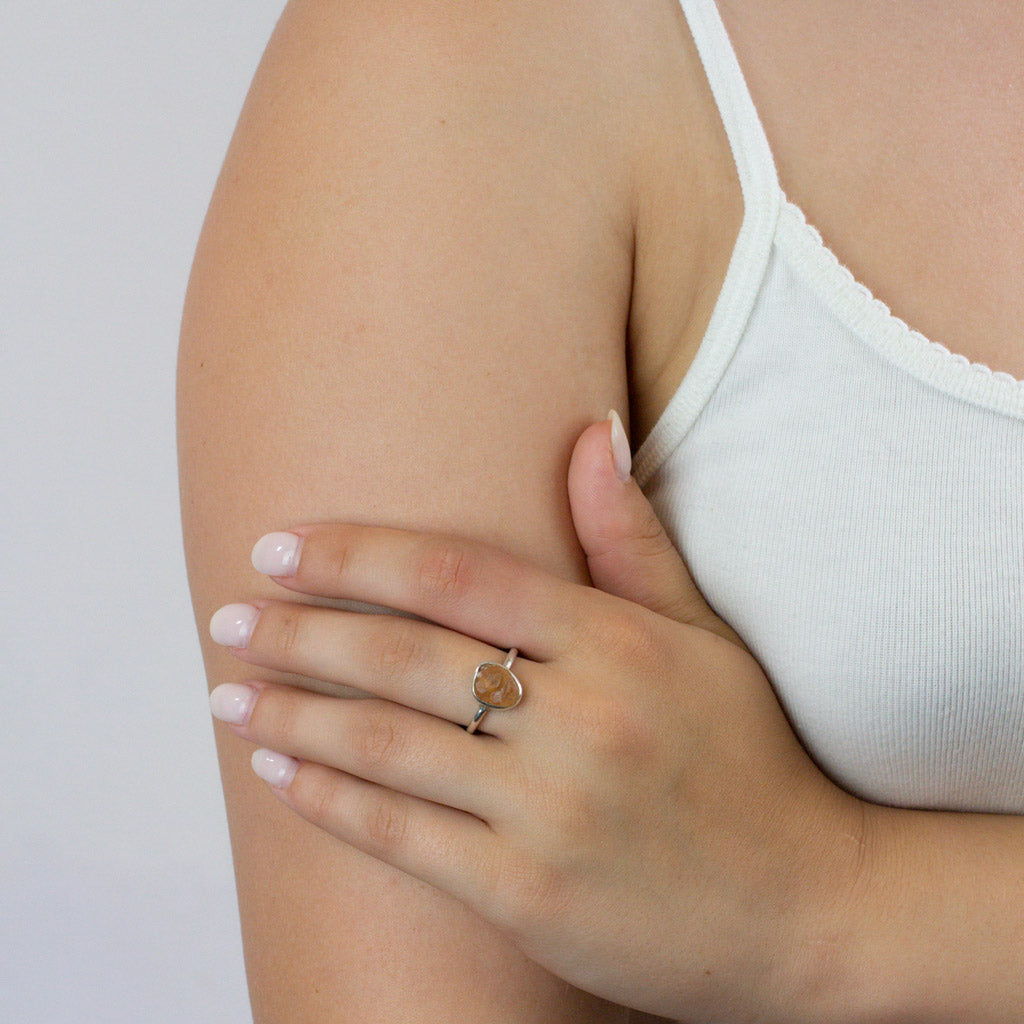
[567,410,747,649]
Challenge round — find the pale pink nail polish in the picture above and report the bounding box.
[252,748,299,788]
[209,603,260,648]
[251,532,303,577]
[608,408,632,482]
[209,683,257,725]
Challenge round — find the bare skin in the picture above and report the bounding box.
[178,1,1023,1020]
[634,0,1024,445]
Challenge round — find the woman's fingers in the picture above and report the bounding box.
[211,682,512,821]
[567,415,748,649]
[210,600,538,739]
[264,756,511,920]
[249,522,580,662]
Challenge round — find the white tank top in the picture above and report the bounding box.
[635,0,1024,813]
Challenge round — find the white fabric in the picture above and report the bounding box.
[635,0,1024,812]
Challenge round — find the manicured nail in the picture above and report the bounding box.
[251,748,299,788]
[209,603,260,648]
[252,531,303,577]
[608,408,632,482]
[209,683,257,725]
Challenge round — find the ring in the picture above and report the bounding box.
[466,647,522,734]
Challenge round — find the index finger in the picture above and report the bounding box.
[250,523,582,662]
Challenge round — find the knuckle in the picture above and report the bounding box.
[328,535,353,586]
[593,606,670,675]
[371,621,424,684]
[254,687,304,747]
[302,769,339,829]
[550,586,611,666]
[365,795,408,853]
[590,693,659,764]
[495,855,572,932]
[415,540,476,605]
[265,605,303,660]
[488,779,590,929]
[632,503,677,556]
[352,706,404,774]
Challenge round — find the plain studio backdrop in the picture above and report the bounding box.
[2,3,287,1019]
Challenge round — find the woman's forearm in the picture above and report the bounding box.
[813,801,1024,1022]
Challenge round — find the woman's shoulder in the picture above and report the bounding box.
[240,0,734,451]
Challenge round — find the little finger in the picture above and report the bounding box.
[254,754,512,921]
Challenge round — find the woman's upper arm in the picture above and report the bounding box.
[177,0,640,1019]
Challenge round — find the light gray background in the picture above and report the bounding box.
[3,3,288,1019]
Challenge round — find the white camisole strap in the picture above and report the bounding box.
[632,0,782,487]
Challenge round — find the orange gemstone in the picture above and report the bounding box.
[473,662,522,709]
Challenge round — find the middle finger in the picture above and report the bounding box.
[210,599,536,738]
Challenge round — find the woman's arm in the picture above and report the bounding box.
[177,0,649,1019]
[806,802,1024,1021]
[201,439,1024,1023]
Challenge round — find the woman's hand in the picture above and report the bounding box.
[566,413,749,648]
[206,416,866,1022]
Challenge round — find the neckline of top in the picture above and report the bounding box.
[776,196,1024,419]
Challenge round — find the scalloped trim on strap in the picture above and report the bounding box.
[775,199,1024,420]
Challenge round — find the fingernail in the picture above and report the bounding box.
[209,683,257,725]
[252,748,299,788]
[252,532,303,577]
[607,409,632,482]
[209,603,260,648]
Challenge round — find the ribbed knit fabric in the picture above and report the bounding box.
[636,0,1024,812]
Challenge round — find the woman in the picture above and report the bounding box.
[178,0,1024,1019]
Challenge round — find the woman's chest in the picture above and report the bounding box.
[625,0,1024,814]
[640,264,1024,812]
[627,0,1024,455]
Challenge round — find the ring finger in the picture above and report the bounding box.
[212,681,513,821]
[210,598,534,739]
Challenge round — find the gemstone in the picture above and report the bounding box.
[472,662,522,709]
